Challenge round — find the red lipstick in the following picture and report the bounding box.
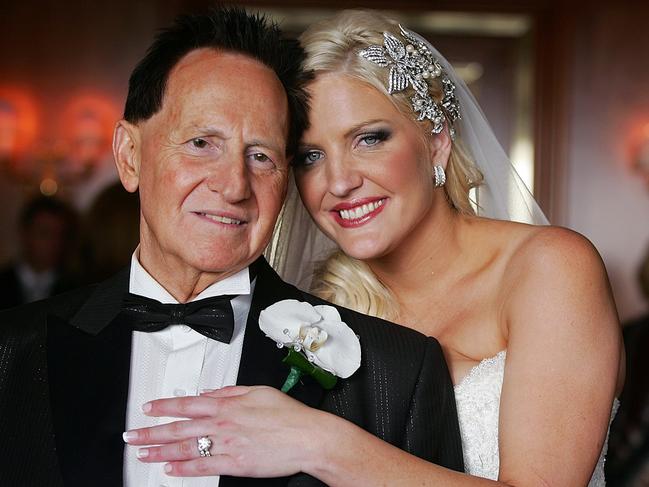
[330,197,387,228]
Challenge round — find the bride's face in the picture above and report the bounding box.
[293,73,440,260]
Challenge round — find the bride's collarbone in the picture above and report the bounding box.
[397,276,505,334]
[400,300,506,362]
[392,231,516,367]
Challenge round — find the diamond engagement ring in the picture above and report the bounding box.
[197,436,212,457]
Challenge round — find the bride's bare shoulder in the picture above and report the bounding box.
[505,223,604,279]
[487,222,617,333]
[467,218,608,298]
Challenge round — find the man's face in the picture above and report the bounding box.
[125,49,290,278]
[21,211,68,272]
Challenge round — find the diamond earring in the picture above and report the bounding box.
[433,165,446,187]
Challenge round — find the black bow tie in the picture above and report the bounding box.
[120,293,236,343]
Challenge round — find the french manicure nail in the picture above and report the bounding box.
[142,402,152,413]
[137,448,149,459]
[122,431,138,443]
[164,463,173,473]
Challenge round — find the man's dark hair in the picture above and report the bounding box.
[19,195,77,230]
[123,6,310,155]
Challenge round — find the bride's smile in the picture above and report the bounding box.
[330,196,387,227]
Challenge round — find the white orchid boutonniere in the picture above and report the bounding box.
[259,299,361,393]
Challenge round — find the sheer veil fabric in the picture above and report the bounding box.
[265,30,548,289]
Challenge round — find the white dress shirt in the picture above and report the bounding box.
[16,262,56,303]
[124,252,253,487]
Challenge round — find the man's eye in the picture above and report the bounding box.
[252,153,270,163]
[191,138,208,149]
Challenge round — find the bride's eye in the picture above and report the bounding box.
[294,150,324,167]
[358,130,390,147]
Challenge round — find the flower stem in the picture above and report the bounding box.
[281,366,303,393]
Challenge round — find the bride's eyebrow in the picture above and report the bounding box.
[298,119,390,148]
[296,140,320,150]
[343,119,389,138]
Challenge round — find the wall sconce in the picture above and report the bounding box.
[630,123,649,188]
[0,88,39,176]
[0,87,117,195]
[634,137,649,187]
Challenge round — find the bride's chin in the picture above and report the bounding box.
[339,241,389,262]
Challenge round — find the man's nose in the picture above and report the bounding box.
[206,154,252,202]
[325,155,363,198]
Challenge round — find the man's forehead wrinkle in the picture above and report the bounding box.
[151,48,289,156]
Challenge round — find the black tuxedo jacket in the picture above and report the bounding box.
[0,258,463,486]
[0,263,77,310]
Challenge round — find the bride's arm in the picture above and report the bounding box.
[495,226,623,485]
[125,227,622,486]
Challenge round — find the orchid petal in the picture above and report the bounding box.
[259,299,320,344]
[307,317,361,378]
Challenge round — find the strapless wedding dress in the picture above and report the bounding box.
[454,350,619,485]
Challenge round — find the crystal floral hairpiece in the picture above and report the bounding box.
[359,25,461,138]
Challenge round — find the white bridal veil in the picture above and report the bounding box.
[265,26,548,290]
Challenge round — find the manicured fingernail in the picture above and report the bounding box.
[122,431,138,443]
[136,448,149,459]
[164,463,173,473]
[142,402,152,413]
[200,388,217,394]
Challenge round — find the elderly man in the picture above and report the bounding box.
[0,7,463,487]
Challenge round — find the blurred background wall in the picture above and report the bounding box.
[564,2,649,322]
[0,0,648,321]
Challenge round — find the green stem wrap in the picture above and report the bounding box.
[280,348,338,393]
[280,366,303,393]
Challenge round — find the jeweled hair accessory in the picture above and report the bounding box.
[359,25,461,138]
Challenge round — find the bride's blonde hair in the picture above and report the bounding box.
[300,10,483,319]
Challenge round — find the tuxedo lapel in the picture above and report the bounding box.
[235,258,293,389]
[236,258,324,407]
[220,259,325,487]
[48,268,132,486]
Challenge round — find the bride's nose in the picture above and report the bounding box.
[325,155,363,197]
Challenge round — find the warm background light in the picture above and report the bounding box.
[628,121,649,187]
[0,87,39,168]
[0,88,119,190]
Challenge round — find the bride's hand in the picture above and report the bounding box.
[122,385,326,477]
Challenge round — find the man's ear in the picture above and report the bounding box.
[427,127,452,170]
[113,120,141,193]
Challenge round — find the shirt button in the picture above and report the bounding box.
[181,325,191,333]
[173,388,187,397]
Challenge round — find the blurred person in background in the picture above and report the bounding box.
[0,195,78,309]
[607,247,649,486]
[77,181,139,284]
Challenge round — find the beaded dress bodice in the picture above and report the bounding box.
[453,350,619,485]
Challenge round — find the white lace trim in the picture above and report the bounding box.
[453,350,618,485]
[454,350,506,479]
